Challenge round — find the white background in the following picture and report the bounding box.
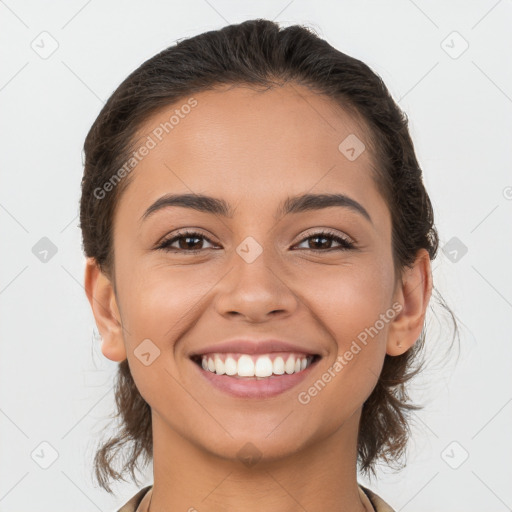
[1,1,511,511]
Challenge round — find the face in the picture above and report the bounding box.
[99,84,408,462]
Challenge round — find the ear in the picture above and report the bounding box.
[84,257,127,362]
[387,248,433,356]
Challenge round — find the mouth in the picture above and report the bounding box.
[191,352,321,378]
[190,352,322,399]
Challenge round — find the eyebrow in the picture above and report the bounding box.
[140,192,372,224]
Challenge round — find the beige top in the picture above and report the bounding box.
[117,484,395,512]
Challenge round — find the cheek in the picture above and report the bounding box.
[294,262,393,429]
[305,259,394,348]
[301,257,395,406]
[117,261,216,346]
[118,264,210,406]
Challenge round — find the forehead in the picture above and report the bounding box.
[116,84,387,224]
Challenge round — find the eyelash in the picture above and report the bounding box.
[156,229,356,254]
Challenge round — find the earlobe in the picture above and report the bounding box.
[386,249,433,356]
[84,257,127,362]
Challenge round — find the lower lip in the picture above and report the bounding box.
[192,358,320,399]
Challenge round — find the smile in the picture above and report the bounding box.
[190,352,322,399]
[193,352,318,378]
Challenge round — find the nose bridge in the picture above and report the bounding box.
[233,232,282,295]
[213,232,297,321]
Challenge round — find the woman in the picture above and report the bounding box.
[80,18,454,512]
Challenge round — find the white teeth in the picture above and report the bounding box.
[273,356,285,375]
[254,356,273,377]
[225,356,237,375]
[200,353,314,378]
[237,355,255,377]
[214,355,225,375]
[285,355,295,374]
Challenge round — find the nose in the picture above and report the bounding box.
[213,248,299,323]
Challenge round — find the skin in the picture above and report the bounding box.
[85,84,432,512]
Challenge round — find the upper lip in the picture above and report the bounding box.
[189,339,321,358]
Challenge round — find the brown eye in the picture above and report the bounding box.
[157,231,217,253]
[294,230,355,251]
[156,229,355,254]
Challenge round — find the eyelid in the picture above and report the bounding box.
[155,229,219,252]
[155,227,356,253]
[154,228,216,247]
[296,227,355,245]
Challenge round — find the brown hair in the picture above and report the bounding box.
[79,19,457,493]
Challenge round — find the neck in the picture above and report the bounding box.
[147,409,368,512]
